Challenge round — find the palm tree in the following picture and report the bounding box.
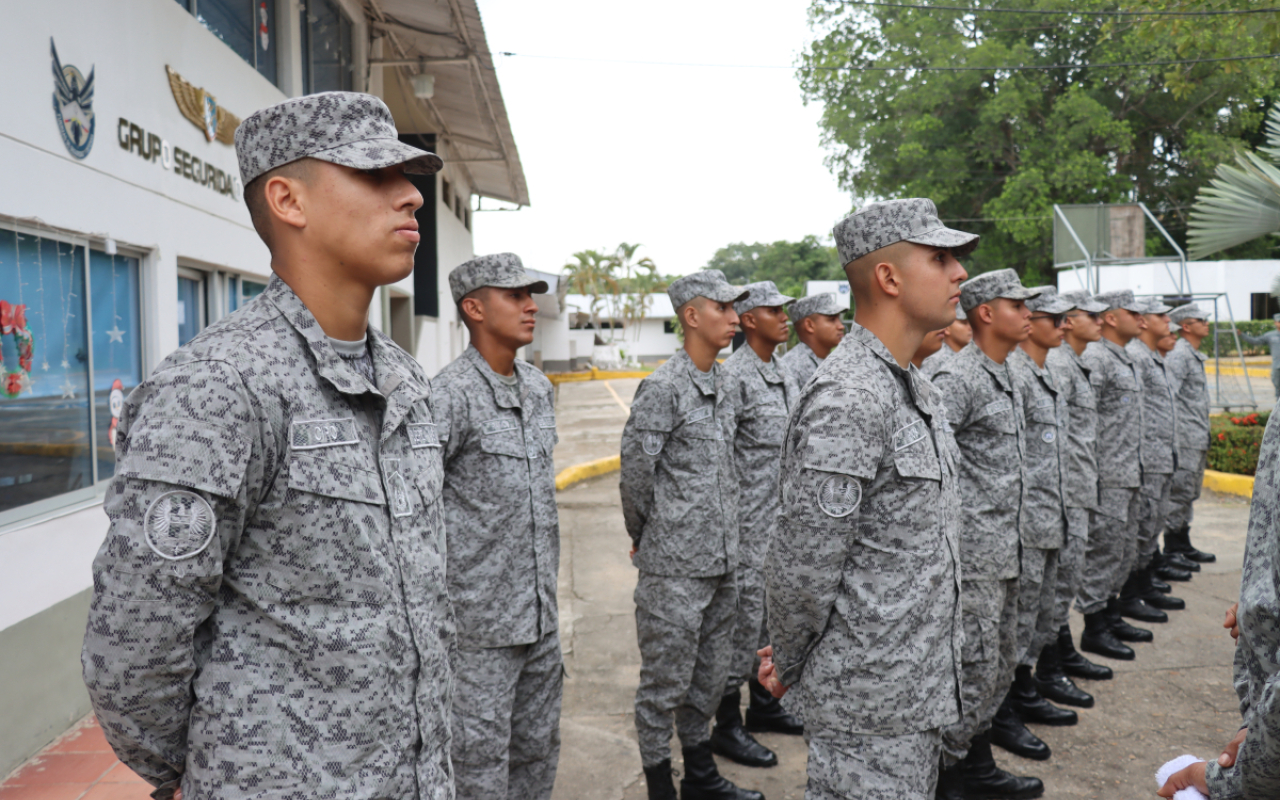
[1188,106,1280,259]
[562,249,618,338]
[611,243,666,343]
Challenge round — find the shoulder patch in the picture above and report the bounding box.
[817,475,862,518]
[291,417,358,450]
[642,431,665,456]
[144,491,217,561]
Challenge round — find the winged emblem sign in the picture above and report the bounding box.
[166,66,241,145]
[50,38,95,159]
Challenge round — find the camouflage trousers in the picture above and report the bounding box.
[450,629,564,800]
[1017,546,1060,667]
[805,730,942,800]
[941,577,1019,762]
[727,565,772,691]
[1137,472,1174,566]
[1075,487,1141,615]
[634,570,738,767]
[1166,450,1207,532]
[1054,508,1090,630]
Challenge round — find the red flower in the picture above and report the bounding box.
[4,373,22,396]
[1219,432,1227,441]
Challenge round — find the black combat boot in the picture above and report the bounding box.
[680,741,765,800]
[1153,552,1193,582]
[744,678,803,736]
[1057,624,1113,680]
[1079,609,1134,661]
[936,757,966,800]
[1162,549,1201,573]
[1139,563,1185,610]
[1034,640,1094,707]
[989,696,1051,760]
[1009,664,1077,725]
[1107,598,1154,642]
[1165,524,1216,563]
[961,731,1045,799]
[1116,571,1169,623]
[1150,572,1173,594]
[709,688,777,768]
[643,759,679,800]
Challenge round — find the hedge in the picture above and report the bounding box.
[1207,411,1270,476]
[1203,321,1278,357]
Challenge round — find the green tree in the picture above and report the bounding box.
[562,249,618,336]
[799,0,1280,277]
[703,236,843,297]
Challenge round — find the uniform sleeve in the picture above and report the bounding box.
[434,378,464,466]
[765,387,884,687]
[619,379,674,547]
[930,368,974,431]
[81,361,258,798]
[1082,348,1108,393]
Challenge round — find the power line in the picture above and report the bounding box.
[497,50,1280,72]
[838,1,1280,16]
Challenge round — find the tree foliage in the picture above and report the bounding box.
[702,235,844,298]
[799,0,1280,277]
[562,244,670,343]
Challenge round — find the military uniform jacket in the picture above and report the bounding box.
[721,346,799,568]
[1239,329,1280,369]
[921,343,958,378]
[1166,337,1211,457]
[1082,338,1143,488]
[1046,345,1099,511]
[433,346,559,650]
[765,322,962,738]
[1009,349,1066,550]
[620,348,739,577]
[1127,338,1176,475]
[779,340,821,389]
[1205,412,1280,799]
[81,275,454,800]
[931,343,1027,581]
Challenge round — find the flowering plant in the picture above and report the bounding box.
[0,300,35,399]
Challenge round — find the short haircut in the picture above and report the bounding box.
[243,159,314,250]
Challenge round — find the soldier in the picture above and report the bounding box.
[1005,288,1090,727]
[81,93,455,799]
[759,198,966,800]
[621,270,763,800]
[912,328,947,369]
[1076,290,1154,662]
[778,293,845,388]
[712,282,803,771]
[1123,298,1192,619]
[1041,291,1115,691]
[931,269,1049,798]
[1163,303,1217,565]
[922,304,970,376]
[1233,312,1280,398]
[433,254,561,800]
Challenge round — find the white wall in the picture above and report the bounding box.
[1088,260,1280,321]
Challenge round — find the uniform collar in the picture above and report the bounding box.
[463,345,528,409]
[750,350,785,385]
[847,321,904,375]
[794,341,820,365]
[961,341,1014,392]
[1177,337,1208,362]
[1011,346,1049,377]
[674,349,719,397]
[1102,337,1136,364]
[846,322,938,414]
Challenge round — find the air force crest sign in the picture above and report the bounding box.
[202,93,218,142]
[50,38,95,160]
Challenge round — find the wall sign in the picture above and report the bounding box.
[166,66,240,145]
[117,117,242,201]
[50,38,95,159]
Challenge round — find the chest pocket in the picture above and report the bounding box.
[1100,373,1139,412]
[480,415,534,459]
[740,401,788,446]
[972,397,1017,435]
[680,404,722,441]
[1030,396,1058,426]
[288,453,386,505]
[892,417,941,482]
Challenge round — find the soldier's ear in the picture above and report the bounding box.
[459,293,486,325]
[874,260,902,298]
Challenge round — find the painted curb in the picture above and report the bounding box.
[555,455,621,491]
[1203,469,1254,498]
[546,367,652,385]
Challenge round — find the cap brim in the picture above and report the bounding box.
[1032,297,1075,314]
[706,285,750,304]
[312,137,444,176]
[1146,305,1174,315]
[1076,299,1108,313]
[905,226,980,258]
[742,292,796,312]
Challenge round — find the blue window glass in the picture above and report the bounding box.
[242,278,266,304]
[177,274,205,347]
[179,0,278,87]
[0,230,93,515]
[304,0,354,94]
[90,251,143,481]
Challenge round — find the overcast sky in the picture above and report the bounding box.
[470,0,853,278]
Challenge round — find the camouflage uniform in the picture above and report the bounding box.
[766,322,962,795]
[779,341,823,389]
[1165,336,1210,531]
[921,344,958,378]
[434,341,561,800]
[1077,333,1144,614]
[1237,327,1280,397]
[82,275,455,800]
[1128,333,1176,568]
[932,342,1026,759]
[1008,347,1066,667]
[1203,412,1280,799]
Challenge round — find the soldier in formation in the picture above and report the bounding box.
[761,198,966,800]
[620,270,763,800]
[1163,304,1217,566]
[434,255,563,799]
[712,282,804,771]
[778,292,846,388]
[922,304,969,376]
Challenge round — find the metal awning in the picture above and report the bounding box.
[363,0,529,207]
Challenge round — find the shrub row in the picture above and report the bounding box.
[1202,321,1278,357]
[1207,411,1270,476]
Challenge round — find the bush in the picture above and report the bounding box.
[1204,321,1278,357]
[1207,411,1270,475]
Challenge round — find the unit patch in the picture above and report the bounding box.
[481,416,520,435]
[1042,430,1056,443]
[642,432,665,456]
[144,490,216,561]
[817,474,862,518]
[290,417,358,450]
[384,459,414,519]
[407,422,440,449]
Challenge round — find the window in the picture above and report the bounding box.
[177,268,208,347]
[1252,293,1279,321]
[226,275,267,313]
[174,0,278,88]
[0,225,144,525]
[303,0,354,94]
[663,320,676,334]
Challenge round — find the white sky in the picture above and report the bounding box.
[470,0,853,278]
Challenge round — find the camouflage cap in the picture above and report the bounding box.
[1026,285,1075,314]
[735,281,796,315]
[959,269,1045,312]
[1092,289,1145,314]
[1168,303,1208,323]
[833,198,979,266]
[1141,297,1174,315]
[669,270,749,309]
[790,293,845,322]
[1058,290,1108,314]
[954,304,967,321]
[448,253,549,303]
[235,92,443,185]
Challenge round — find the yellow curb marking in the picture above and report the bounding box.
[555,454,621,491]
[602,381,631,415]
[1203,469,1254,498]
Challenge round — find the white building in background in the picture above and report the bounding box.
[1084,260,1280,321]
[0,0,527,773]
[803,280,853,307]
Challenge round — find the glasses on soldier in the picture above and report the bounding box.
[1030,313,1066,327]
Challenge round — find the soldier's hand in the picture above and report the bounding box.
[1225,602,1240,641]
[1156,761,1207,797]
[629,545,637,559]
[1218,726,1248,768]
[756,646,788,698]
